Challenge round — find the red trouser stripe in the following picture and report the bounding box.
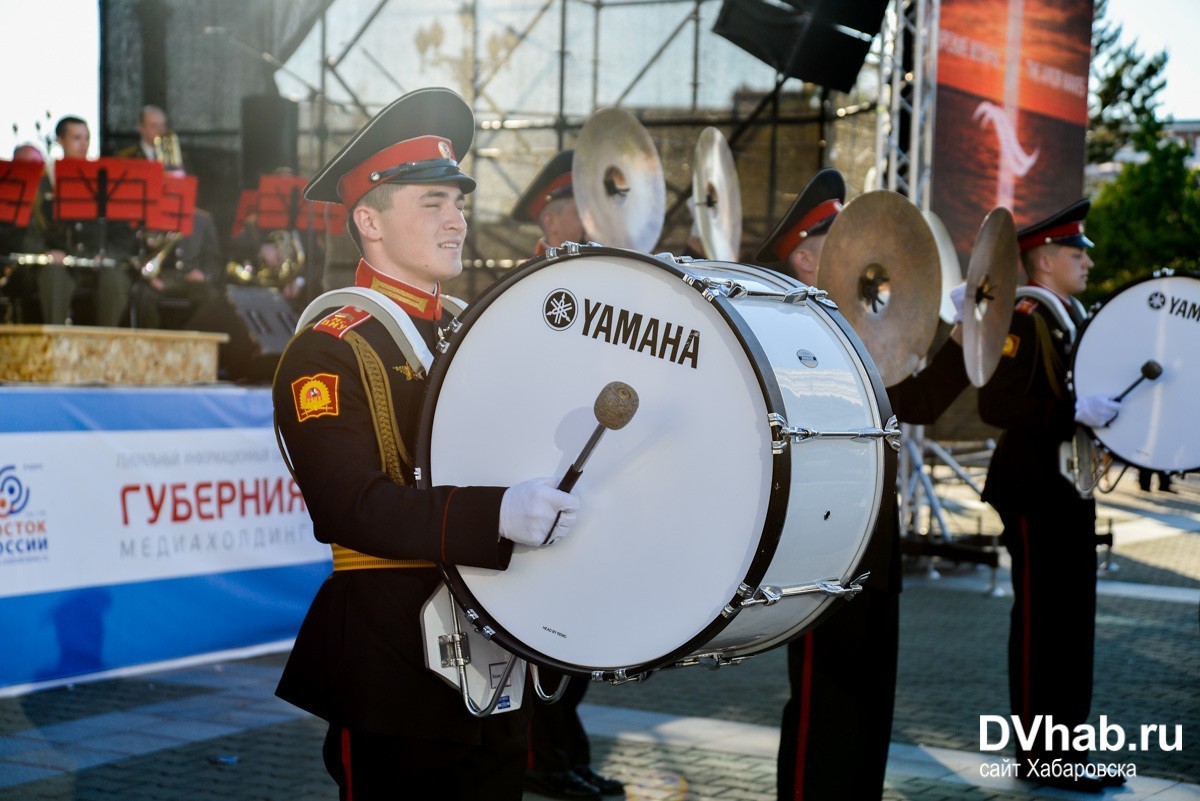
[341,727,354,801]
[793,632,814,800]
[1019,517,1032,723]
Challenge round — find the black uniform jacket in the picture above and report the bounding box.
[851,337,970,594]
[273,292,514,744]
[978,296,1082,514]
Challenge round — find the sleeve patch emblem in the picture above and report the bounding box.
[1014,298,1038,316]
[1002,334,1020,358]
[292,373,340,421]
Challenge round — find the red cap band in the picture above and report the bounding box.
[525,172,573,221]
[773,198,843,261]
[337,135,457,207]
[1018,220,1085,250]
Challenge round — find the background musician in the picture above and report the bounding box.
[117,105,221,330]
[23,115,133,326]
[979,200,1125,793]
[510,149,623,801]
[757,169,970,801]
[272,87,580,800]
[513,148,589,258]
[1,143,45,321]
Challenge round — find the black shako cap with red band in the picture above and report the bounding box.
[1016,198,1094,251]
[511,148,575,222]
[304,87,476,206]
[753,168,846,263]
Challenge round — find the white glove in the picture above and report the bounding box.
[1075,394,1121,428]
[499,478,579,547]
[949,282,966,325]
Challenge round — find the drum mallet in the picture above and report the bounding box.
[545,381,639,544]
[1114,360,1163,402]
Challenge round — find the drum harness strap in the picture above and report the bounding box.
[282,287,467,572]
[1015,286,1075,400]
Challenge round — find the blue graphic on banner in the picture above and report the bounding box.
[0,564,327,686]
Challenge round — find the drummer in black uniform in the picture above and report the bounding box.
[271,87,581,801]
[980,199,1126,793]
[757,169,971,801]
[510,150,623,801]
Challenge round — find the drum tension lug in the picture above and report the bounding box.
[768,414,902,453]
[593,668,653,686]
[736,573,871,609]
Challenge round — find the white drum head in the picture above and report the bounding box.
[1072,273,1200,472]
[424,252,781,672]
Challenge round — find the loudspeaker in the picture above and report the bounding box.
[714,0,887,93]
[189,285,298,382]
[240,94,299,188]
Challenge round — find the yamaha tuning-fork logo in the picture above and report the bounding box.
[1148,291,1166,310]
[544,289,578,330]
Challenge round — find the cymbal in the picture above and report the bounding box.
[818,190,941,387]
[692,127,742,261]
[963,207,1018,387]
[573,108,665,252]
[924,210,965,324]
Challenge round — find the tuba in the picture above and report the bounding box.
[226,228,305,287]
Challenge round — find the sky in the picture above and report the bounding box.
[0,0,1197,161]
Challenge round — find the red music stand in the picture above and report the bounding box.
[0,159,45,229]
[325,202,347,236]
[257,174,328,232]
[145,173,197,236]
[231,188,258,237]
[53,157,164,225]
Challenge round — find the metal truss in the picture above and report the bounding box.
[875,0,940,209]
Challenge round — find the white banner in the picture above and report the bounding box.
[0,428,326,599]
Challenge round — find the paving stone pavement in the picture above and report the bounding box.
[1,474,1197,800]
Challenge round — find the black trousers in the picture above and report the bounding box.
[322,716,527,801]
[777,588,899,801]
[998,495,1097,765]
[527,671,591,771]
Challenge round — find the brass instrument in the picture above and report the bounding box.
[139,231,184,280]
[226,228,304,287]
[153,130,184,173]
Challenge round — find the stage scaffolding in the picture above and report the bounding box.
[101,0,885,276]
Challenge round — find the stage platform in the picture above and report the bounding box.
[0,325,228,385]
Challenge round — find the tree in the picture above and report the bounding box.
[1087,0,1168,165]
[1085,116,1200,304]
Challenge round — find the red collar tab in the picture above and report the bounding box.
[354,260,443,320]
[773,198,843,260]
[337,135,457,208]
[1019,220,1085,250]
[526,172,574,221]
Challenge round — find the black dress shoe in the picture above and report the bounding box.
[573,764,625,796]
[525,769,601,800]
